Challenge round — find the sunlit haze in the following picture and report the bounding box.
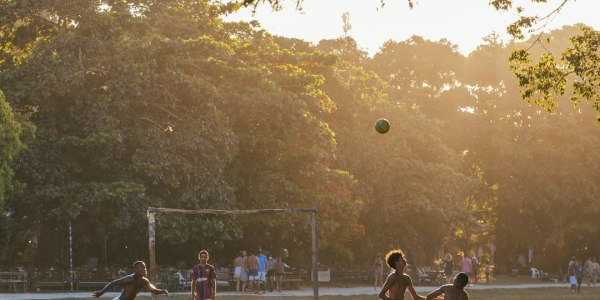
[224,0,600,56]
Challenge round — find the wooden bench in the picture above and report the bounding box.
[215,268,232,291]
[282,271,302,289]
[77,281,111,290]
[36,281,67,291]
[0,272,28,293]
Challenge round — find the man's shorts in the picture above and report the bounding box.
[249,268,259,281]
[570,276,577,285]
[258,271,266,282]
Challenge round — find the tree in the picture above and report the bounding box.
[313,36,487,264]
[509,26,600,122]
[0,0,365,266]
[0,90,25,209]
[0,0,238,265]
[461,29,600,269]
[490,0,600,123]
[234,0,600,122]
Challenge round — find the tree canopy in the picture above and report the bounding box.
[0,0,597,273]
[236,0,600,123]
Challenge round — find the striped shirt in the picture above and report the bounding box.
[192,263,216,300]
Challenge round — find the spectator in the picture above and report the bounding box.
[575,260,583,293]
[443,253,453,284]
[257,249,268,294]
[374,255,385,289]
[460,255,472,285]
[233,252,243,292]
[247,250,259,293]
[484,261,491,284]
[274,257,285,292]
[591,258,599,286]
[584,258,593,285]
[569,259,577,294]
[266,255,277,292]
[240,250,249,293]
[471,256,479,284]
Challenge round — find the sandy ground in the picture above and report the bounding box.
[0,282,588,300]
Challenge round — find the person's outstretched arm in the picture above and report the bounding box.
[145,280,168,296]
[405,275,425,300]
[425,286,445,300]
[92,275,132,297]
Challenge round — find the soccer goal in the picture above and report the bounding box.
[146,207,319,299]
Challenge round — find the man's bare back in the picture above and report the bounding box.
[116,274,150,300]
[234,256,243,267]
[248,255,259,270]
[426,284,469,300]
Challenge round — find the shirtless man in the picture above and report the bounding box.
[92,261,168,300]
[247,250,259,293]
[426,272,469,300]
[233,252,243,292]
[378,249,425,300]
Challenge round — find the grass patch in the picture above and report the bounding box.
[49,287,600,300]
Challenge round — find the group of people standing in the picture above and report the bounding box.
[568,256,599,294]
[232,249,286,294]
[442,253,491,284]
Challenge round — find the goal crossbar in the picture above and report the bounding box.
[147,207,319,300]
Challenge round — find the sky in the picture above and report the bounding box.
[224,0,600,56]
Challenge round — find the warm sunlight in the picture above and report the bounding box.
[225,0,600,55]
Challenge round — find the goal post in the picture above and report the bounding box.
[147,207,319,300]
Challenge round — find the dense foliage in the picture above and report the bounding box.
[0,1,597,274]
